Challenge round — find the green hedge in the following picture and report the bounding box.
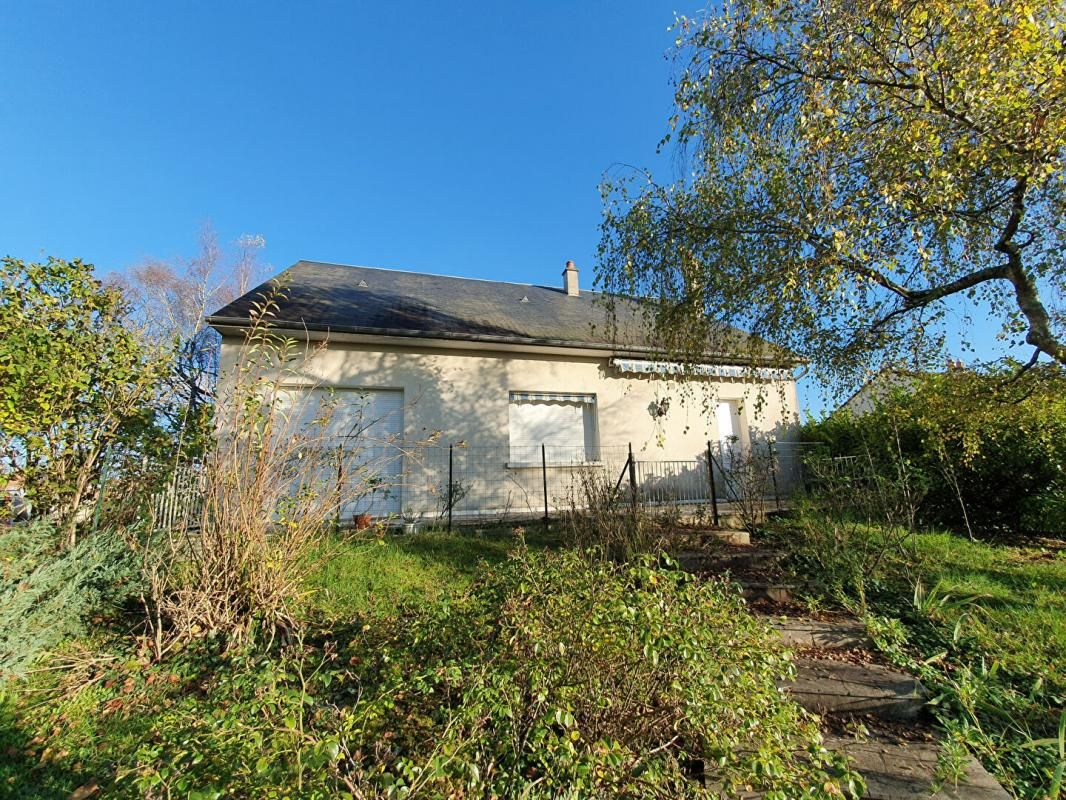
[805,366,1066,535]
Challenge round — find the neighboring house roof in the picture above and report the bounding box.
[838,367,923,416]
[207,260,796,366]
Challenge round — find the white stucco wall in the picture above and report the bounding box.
[220,337,798,451]
[218,335,801,518]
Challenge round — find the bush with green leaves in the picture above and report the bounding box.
[0,256,176,546]
[805,365,1066,536]
[0,520,140,682]
[207,552,857,797]
[14,550,861,798]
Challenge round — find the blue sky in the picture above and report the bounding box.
[0,1,677,273]
[0,2,1017,415]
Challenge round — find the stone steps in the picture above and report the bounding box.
[741,581,798,603]
[683,541,1012,797]
[672,527,753,548]
[773,618,870,649]
[763,614,1011,798]
[675,547,780,572]
[824,736,1011,799]
[782,659,928,720]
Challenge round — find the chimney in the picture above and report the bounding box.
[562,260,579,296]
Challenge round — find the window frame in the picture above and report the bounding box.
[506,391,600,468]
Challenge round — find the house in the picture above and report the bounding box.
[839,369,919,417]
[207,260,802,518]
[2,477,31,522]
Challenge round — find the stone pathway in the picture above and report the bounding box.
[824,736,1011,799]
[785,658,927,720]
[678,538,1012,799]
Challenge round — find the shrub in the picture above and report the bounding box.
[561,470,664,561]
[332,550,859,798]
[716,440,776,534]
[0,520,139,681]
[74,552,861,798]
[804,365,1066,536]
[144,291,436,655]
[0,256,175,546]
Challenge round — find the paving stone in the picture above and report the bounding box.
[824,735,1010,799]
[742,581,797,603]
[773,619,870,649]
[706,528,750,545]
[782,659,926,719]
[676,546,777,571]
[713,547,781,568]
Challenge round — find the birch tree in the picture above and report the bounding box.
[598,0,1066,386]
[114,226,266,424]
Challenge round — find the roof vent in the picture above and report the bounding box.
[357,279,368,288]
[562,260,579,296]
[520,295,529,303]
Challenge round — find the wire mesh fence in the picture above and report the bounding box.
[398,444,632,526]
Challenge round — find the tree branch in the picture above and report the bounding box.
[995,177,1066,365]
[1003,348,1042,386]
[807,232,1009,308]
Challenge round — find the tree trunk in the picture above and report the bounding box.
[62,450,101,548]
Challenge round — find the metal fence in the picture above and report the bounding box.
[394,440,816,528]
[148,440,819,532]
[149,465,204,531]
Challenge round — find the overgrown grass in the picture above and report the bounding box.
[772,521,1066,687]
[766,516,1066,798]
[308,523,561,618]
[906,531,1066,686]
[3,543,859,799]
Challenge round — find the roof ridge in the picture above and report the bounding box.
[293,260,606,298]
[296,259,598,293]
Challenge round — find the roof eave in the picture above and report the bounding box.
[205,316,801,369]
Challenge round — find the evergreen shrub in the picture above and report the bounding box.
[0,520,139,681]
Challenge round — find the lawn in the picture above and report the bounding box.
[309,523,561,617]
[770,519,1066,689]
[907,531,1066,688]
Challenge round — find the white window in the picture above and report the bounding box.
[508,392,598,465]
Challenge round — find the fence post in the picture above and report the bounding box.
[336,447,344,530]
[541,443,549,529]
[706,441,720,527]
[447,444,454,532]
[768,440,781,510]
[627,442,638,523]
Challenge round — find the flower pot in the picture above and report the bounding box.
[403,522,417,535]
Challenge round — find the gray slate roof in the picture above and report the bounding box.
[207,260,785,363]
